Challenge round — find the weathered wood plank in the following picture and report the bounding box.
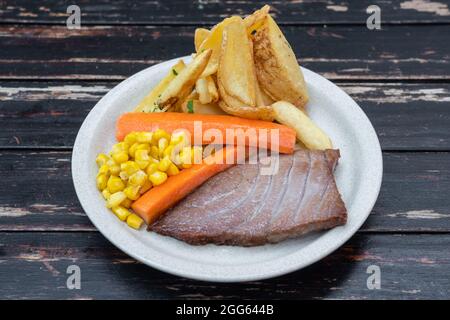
[2,0,450,25]
[1,81,449,150]
[0,151,449,232]
[0,232,449,299]
[0,25,449,80]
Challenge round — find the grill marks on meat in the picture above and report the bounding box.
[150,149,347,246]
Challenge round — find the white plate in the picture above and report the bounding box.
[72,56,382,282]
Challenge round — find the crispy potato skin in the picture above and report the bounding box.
[252,16,309,109]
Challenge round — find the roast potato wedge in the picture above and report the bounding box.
[180,99,226,115]
[252,15,309,109]
[194,28,210,52]
[158,49,212,111]
[134,60,186,113]
[272,101,332,150]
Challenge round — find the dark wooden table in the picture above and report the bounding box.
[1,0,449,299]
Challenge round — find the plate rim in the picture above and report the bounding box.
[72,56,383,282]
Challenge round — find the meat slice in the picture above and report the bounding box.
[149,149,347,246]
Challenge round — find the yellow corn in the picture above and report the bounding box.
[163,145,174,158]
[124,185,141,200]
[179,146,192,169]
[170,131,190,147]
[136,143,150,153]
[149,171,167,186]
[152,129,171,144]
[158,156,172,172]
[124,132,138,145]
[120,161,140,176]
[128,142,139,159]
[128,170,147,187]
[101,189,111,200]
[140,179,152,194]
[112,142,129,154]
[146,162,158,175]
[112,151,129,164]
[127,213,144,229]
[98,164,109,176]
[106,191,126,208]
[158,138,169,158]
[121,198,132,208]
[109,164,121,175]
[167,163,180,176]
[96,153,110,167]
[136,132,153,143]
[150,145,159,159]
[135,149,150,169]
[96,174,108,191]
[107,176,125,193]
[112,206,132,221]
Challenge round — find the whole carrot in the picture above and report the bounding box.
[116,112,295,154]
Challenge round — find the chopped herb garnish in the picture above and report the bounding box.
[172,69,178,76]
[251,29,257,35]
[187,100,194,113]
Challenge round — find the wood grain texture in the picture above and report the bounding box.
[0,151,449,232]
[1,81,449,150]
[2,0,450,25]
[0,232,449,299]
[1,25,449,80]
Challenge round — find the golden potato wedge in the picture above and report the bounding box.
[252,15,309,109]
[218,16,256,107]
[244,4,270,33]
[181,99,226,115]
[272,101,332,150]
[194,28,210,52]
[158,49,212,111]
[197,17,236,77]
[134,60,186,112]
[195,78,211,104]
[206,76,219,102]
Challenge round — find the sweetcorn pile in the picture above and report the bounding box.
[95,129,202,229]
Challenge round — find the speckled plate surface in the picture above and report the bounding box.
[72,56,382,282]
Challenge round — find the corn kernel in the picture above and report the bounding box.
[112,142,129,154]
[112,151,129,164]
[140,179,152,194]
[121,198,132,208]
[98,164,109,176]
[146,162,158,175]
[158,138,169,157]
[128,170,147,187]
[127,213,144,229]
[137,132,153,143]
[152,129,171,144]
[150,145,159,159]
[106,191,126,208]
[179,147,192,169]
[120,161,140,176]
[112,206,132,221]
[96,154,110,167]
[96,174,108,191]
[119,171,129,181]
[124,185,141,200]
[107,176,125,193]
[135,149,149,161]
[158,156,172,172]
[128,142,140,159]
[149,171,167,186]
[170,131,190,147]
[109,164,121,175]
[101,189,111,200]
[167,163,180,176]
[124,132,138,145]
[163,145,174,158]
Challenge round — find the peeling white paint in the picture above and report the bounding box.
[387,210,448,219]
[401,0,450,16]
[326,5,348,12]
[0,207,29,217]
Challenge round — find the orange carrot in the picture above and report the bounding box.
[116,112,295,154]
[132,146,237,225]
